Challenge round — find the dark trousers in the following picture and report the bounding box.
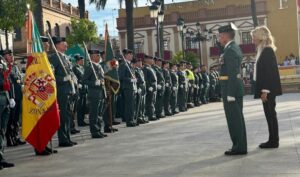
[164,87,172,115]
[77,93,87,125]
[123,89,137,125]
[170,88,178,113]
[145,90,156,120]
[223,96,247,152]
[155,89,165,117]
[57,93,72,144]
[88,92,104,136]
[5,99,21,145]
[0,105,10,161]
[262,95,279,143]
[104,93,116,129]
[178,87,187,111]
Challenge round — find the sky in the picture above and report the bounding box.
[63,0,189,37]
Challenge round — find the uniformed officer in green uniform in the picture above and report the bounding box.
[177,61,187,112]
[83,49,107,138]
[186,62,195,108]
[193,67,200,106]
[143,55,157,121]
[170,63,179,114]
[209,67,217,102]
[49,37,77,147]
[196,67,203,105]
[118,49,137,127]
[200,65,210,104]
[133,58,148,124]
[0,53,15,169]
[218,23,247,155]
[162,60,173,116]
[72,54,88,126]
[152,57,165,118]
[2,50,26,147]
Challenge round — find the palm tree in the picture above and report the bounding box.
[78,0,86,19]
[89,0,137,52]
[250,0,258,27]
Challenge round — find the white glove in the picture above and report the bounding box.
[138,88,142,94]
[189,83,191,87]
[9,99,16,108]
[63,75,72,82]
[149,87,153,92]
[78,84,82,89]
[172,87,177,91]
[95,80,101,86]
[227,96,236,102]
[131,78,137,83]
[180,85,184,88]
[157,84,162,90]
[165,83,169,87]
[0,64,3,70]
[193,84,197,88]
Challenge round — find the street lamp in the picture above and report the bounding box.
[193,22,212,66]
[149,1,164,58]
[177,17,185,60]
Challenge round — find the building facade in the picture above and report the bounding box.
[14,0,88,54]
[117,0,299,68]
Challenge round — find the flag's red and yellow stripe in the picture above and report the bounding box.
[22,9,60,152]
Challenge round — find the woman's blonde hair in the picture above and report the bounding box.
[250,26,277,51]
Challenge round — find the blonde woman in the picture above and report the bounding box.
[251,26,282,148]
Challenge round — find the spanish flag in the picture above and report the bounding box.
[22,9,60,152]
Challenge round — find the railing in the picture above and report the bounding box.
[117,1,267,30]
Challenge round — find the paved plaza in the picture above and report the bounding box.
[1,93,300,177]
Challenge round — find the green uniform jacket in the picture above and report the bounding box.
[143,65,157,91]
[152,65,165,89]
[118,61,137,91]
[163,68,172,89]
[170,70,178,88]
[49,53,74,94]
[135,67,146,95]
[219,41,244,97]
[82,62,106,98]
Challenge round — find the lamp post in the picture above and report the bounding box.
[194,22,212,66]
[177,17,185,60]
[158,11,164,58]
[149,1,163,58]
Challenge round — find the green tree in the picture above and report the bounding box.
[66,18,99,47]
[172,51,199,67]
[89,0,138,53]
[0,0,34,49]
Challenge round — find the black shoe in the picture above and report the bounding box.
[112,121,121,125]
[78,122,89,127]
[58,142,73,147]
[35,149,51,156]
[71,129,80,134]
[0,165,3,170]
[224,150,247,155]
[165,112,173,116]
[70,141,78,145]
[16,139,26,145]
[143,119,149,123]
[259,142,279,149]
[0,161,15,168]
[45,147,58,153]
[148,117,157,121]
[99,133,108,137]
[104,127,118,133]
[137,118,146,124]
[92,134,105,138]
[126,122,136,127]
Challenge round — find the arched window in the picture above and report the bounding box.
[54,23,60,37]
[65,26,70,36]
[45,21,51,35]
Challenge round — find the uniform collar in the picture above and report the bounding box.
[224,40,234,50]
